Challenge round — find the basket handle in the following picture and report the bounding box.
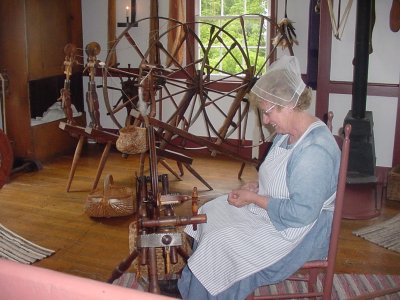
[103,174,114,200]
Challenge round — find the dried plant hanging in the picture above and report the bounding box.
[327,0,353,40]
[273,0,299,49]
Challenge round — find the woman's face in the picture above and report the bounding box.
[258,101,290,134]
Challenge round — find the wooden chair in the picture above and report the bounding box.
[246,123,352,300]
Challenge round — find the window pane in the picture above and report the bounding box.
[224,0,243,15]
[244,18,267,46]
[247,0,267,14]
[201,0,221,16]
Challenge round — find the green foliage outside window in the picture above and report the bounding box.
[197,0,270,76]
[200,0,267,16]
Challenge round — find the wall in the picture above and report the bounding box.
[81,0,399,167]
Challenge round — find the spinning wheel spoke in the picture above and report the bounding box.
[123,31,147,62]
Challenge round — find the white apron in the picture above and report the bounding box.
[185,120,335,295]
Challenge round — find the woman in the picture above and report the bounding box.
[177,55,341,300]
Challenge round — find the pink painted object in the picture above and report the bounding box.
[0,259,173,300]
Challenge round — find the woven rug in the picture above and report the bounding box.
[113,273,400,299]
[353,214,400,253]
[0,224,55,264]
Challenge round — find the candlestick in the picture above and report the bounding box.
[117,0,137,27]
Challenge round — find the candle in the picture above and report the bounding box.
[126,6,130,23]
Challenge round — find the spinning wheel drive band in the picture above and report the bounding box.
[0,129,13,188]
[102,15,293,156]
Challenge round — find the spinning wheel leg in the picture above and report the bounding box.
[183,163,213,191]
[107,249,139,284]
[238,162,246,180]
[158,158,182,181]
[66,135,85,192]
[148,247,160,294]
[91,141,112,192]
[177,162,184,176]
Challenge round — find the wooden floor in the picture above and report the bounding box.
[1,143,400,284]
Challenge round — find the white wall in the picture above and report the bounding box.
[277,0,310,73]
[81,0,399,167]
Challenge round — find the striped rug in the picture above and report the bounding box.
[255,273,400,300]
[353,214,400,253]
[114,273,400,299]
[0,224,55,264]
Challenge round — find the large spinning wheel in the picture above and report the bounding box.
[102,15,293,163]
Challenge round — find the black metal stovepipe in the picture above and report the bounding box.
[352,0,375,119]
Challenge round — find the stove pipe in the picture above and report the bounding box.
[352,0,374,119]
[344,0,376,178]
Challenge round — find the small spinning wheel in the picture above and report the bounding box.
[107,124,206,294]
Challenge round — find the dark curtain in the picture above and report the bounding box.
[307,0,320,90]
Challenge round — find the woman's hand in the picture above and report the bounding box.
[228,189,268,209]
[228,189,253,207]
[240,181,259,193]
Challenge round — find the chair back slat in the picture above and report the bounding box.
[323,124,351,299]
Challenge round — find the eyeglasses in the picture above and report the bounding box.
[261,105,276,115]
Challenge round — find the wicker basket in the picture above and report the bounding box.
[116,125,148,155]
[128,222,192,278]
[85,174,135,217]
[387,165,400,201]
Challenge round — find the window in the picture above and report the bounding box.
[195,0,272,76]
